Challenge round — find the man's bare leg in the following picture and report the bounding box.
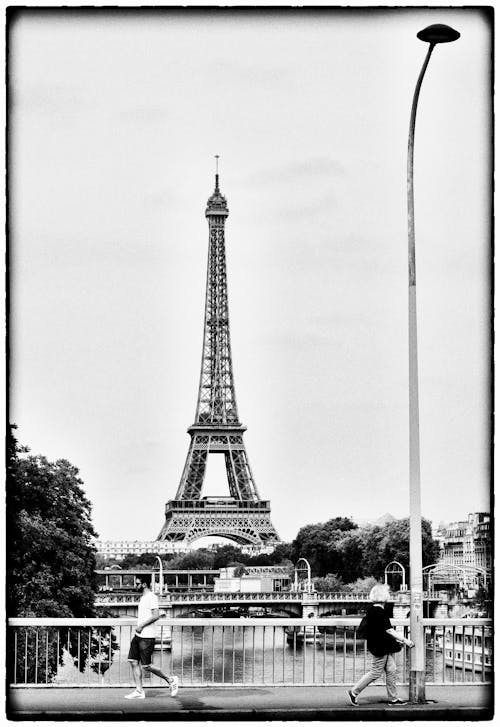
[143,664,172,683]
[143,664,178,695]
[129,660,143,691]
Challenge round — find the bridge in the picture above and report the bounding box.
[7,614,492,721]
[95,589,450,618]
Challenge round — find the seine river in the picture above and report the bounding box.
[55,624,488,687]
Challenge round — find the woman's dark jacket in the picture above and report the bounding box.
[365,604,399,657]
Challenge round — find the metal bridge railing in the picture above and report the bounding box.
[7,617,491,688]
[94,591,399,605]
[94,590,439,606]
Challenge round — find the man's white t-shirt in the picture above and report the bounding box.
[137,590,159,638]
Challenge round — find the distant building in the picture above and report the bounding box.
[240,544,276,556]
[96,540,189,560]
[433,512,491,589]
[214,566,291,593]
[96,539,275,560]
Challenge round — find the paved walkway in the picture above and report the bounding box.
[7,684,493,720]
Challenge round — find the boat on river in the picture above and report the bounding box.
[286,615,365,646]
[285,625,318,645]
[435,625,492,673]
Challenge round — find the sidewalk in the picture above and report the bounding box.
[7,684,493,721]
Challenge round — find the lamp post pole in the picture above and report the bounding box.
[407,23,459,704]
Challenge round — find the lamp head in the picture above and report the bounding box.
[417,24,460,45]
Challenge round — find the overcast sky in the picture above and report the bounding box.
[9,7,492,544]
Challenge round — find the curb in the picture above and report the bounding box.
[8,706,493,721]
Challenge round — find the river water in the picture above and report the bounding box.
[53,624,489,687]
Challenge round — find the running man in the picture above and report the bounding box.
[125,577,178,700]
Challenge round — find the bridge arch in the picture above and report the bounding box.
[319,604,366,617]
[170,603,302,618]
[184,529,262,547]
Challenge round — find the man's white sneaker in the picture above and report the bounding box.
[169,676,179,696]
[124,690,145,699]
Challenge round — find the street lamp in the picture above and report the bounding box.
[407,23,459,704]
[155,555,163,597]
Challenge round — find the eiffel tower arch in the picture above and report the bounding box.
[157,164,280,548]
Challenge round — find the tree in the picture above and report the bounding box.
[6,426,113,683]
[472,583,492,617]
[212,544,247,569]
[168,549,215,570]
[267,542,293,564]
[119,554,140,569]
[336,531,365,583]
[96,542,292,574]
[243,542,293,567]
[96,553,116,569]
[346,576,379,593]
[288,515,439,584]
[7,426,98,617]
[290,523,329,575]
[128,553,163,569]
[290,517,359,577]
[313,573,345,592]
[360,518,439,581]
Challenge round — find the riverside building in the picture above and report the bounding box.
[433,512,491,590]
[96,540,188,560]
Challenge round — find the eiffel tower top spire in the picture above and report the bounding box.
[215,154,220,191]
[206,155,228,217]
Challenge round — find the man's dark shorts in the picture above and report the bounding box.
[128,635,155,666]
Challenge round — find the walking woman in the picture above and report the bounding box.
[347,584,414,706]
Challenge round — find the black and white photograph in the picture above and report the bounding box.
[5,3,493,721]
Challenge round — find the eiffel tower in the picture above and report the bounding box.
[157,162,280,548]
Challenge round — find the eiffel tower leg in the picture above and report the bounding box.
[226,447,260,501]
[175,435,208,500]
[157,436,208,541]
[224,449,240,500]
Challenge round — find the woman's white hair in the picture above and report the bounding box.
[369,584,390,603]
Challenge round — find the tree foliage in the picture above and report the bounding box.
[472,583,492,617]
[312,573,345,592]
[346,576,379,593]
[359,518,440,581]
[7,426,98,617]
[7,427,113,684]
[290,517,359,577]
[120,552,164,569]
[109,542,294,572]
[290,515,439,583]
